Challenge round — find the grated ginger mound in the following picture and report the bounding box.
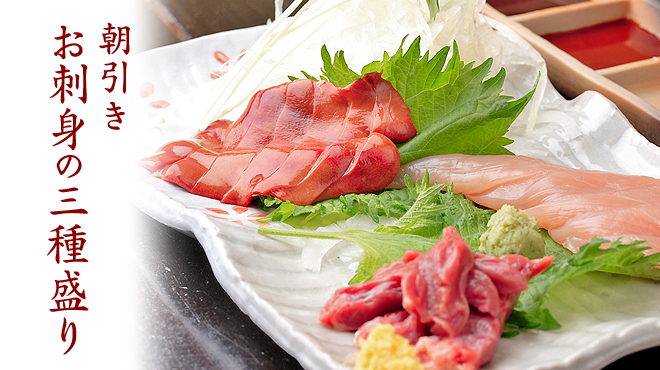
[354,324,424,370]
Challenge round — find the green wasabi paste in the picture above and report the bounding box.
[479,204,546,259]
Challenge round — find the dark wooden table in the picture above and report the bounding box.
[142,0,300,47]
[136,209,304,369]
[136,1,659,369]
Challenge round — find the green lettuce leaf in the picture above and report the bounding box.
[260,182,660,332]
[375,175,494,248]
[257,186,416,228]
[260,174,494,283]
[258,226,437,284]
[260,173,493,244]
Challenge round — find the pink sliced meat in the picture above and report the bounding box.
[472,254,530,295]
[415,311,502,370]
[498,253,555,280]
[550,206,660,246]
[320,226,554,370]
[140,73,416,206]
[401,227,474,338]
[315,133,402,202]
[391,153,660,255]
[267,141,359,205]
[319,250,422,331]
[190,151,256,199]
[464,269,501,318]
[318,279,403,332]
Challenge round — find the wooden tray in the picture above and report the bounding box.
[483,0,660,145]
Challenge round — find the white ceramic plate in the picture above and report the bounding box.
[129,24,660,370]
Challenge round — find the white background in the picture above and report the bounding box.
[3,1,155,368]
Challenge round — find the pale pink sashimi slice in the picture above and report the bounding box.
[389,154,556,195]
[523,193,649,230]
[391,154,660,255]
[550,207,660,254]
[469,169,658,211]
[522,182,660,229]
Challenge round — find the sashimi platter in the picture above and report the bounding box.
[130,0,660,369]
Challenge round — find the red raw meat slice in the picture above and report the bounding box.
[257,132,401,205]
[268,141,359,205]
[140,73,416,206]
[319,250,422,332]
[372,250,422,280]
[221,141,296,205]
[415,311,501,370]
[318,280,403,332]
[192,151,256,199]
[341,73,415,143]
[407,232,552,369]
[140,140,199,173]
[499,253,555,280]
[465,268,501,318]
[401,227,474,337]
[404,230,552,369]
[466,255,555,323]
[159,145,217,191]
[319,227,554,370]
[314,133,401,202]
[224,84,288,150]
[250,139,325,198]
[472,254,530,295]
[355,310,429,347]
[194,119,232,149]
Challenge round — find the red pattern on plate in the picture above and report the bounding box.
[214,51,230,64]
[146,111,165,123]
[207,207,231,215]
[232,205,249,214]
[148,100,170,109]
[140,82,155,98]
[211,70,227,80]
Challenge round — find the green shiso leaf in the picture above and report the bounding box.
[305,36,538,164]
[506,237,660,333]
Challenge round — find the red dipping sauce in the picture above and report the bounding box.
[542,18,660,70]
[487,0,587,16]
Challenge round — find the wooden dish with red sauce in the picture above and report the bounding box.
[483,0,660,146]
